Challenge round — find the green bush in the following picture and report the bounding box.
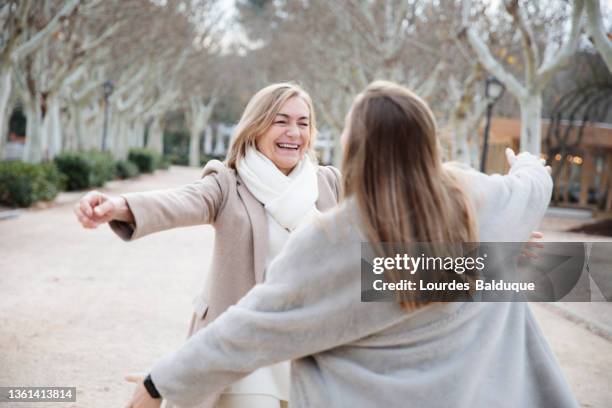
[37,162,66,201]
[54,152,91,190]
[158,156,171,170]
[163,130,189,163]
[128,148,160,173]
[87,151,116,186]
[165,153,188,166]
[0,161,64,207]
[115,159,140,179]
[55,150,115,191]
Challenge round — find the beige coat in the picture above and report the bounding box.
[110,159,341,333]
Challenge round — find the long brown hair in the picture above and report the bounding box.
[342,81,478,309]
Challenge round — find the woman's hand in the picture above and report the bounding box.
[505,148,552,174]
[521,231,545,260]
[74,190,134,228]
[125,374,161,408]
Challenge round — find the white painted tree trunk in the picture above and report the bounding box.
[519,94,542,155]
[0,67,12,158]
[451,119,472,165]
[468,131,481,170]
[146,116,164,154]
[131,120,145,148]
[113,117,130,160]
[44,97,63,158]
[106,114,118,154]
[203,125,213,155]
[23,99,44,163]
[63,104,76,151]
[214,124,234,157]
[188,98,216,166]
[189,121,203,167]
[69,102,85,150]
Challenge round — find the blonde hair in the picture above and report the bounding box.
[342,81,478,310]
[226,82,317,169]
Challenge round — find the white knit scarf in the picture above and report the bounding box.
[237,147,320,232]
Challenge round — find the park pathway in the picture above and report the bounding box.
[0,166,610,407]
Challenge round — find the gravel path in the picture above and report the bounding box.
[0,166,610,407]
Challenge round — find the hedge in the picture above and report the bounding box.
[128,148,160,173]
[0,161,65,207]
[54,150,116,191]
[115,159,140,179]
[1,147,169,208]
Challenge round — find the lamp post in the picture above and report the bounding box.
[480,76,505,173]
[101,80,114,152]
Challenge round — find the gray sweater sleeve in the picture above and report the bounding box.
[446,153,553,242]
[149,217,405,407]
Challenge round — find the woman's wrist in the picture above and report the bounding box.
[143,373,161,399]
[114,197,135,224]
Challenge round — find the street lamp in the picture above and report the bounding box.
[101,80,114,152]
[480,76,505,173]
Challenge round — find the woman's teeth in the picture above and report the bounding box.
[277,143,299,150]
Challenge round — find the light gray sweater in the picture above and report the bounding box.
[150,154,578,408]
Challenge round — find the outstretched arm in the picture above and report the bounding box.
[74,161,228,241]
[446,148,553,242]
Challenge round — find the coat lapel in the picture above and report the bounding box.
[315,172,336,211]
[236,177,268,284]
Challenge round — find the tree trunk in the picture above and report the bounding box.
[451,119,471,165]
[203,125,213,155]
[214,124,233,157]
[188,99,216,166]
[519,93,542,155]
[189,122,202,167]
[468,131,481,170]
[132,120,145,148]
[146,116,164,155]
[115,117,129,160]
[93,104,106,151]
[0,67,12,158]
[70,102,85,151]
[45,96,62,158]
[23,99,44,163]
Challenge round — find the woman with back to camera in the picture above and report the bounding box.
[74,83,342,408]
[125,80,577,408]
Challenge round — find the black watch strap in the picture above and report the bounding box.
[143,374,161,399]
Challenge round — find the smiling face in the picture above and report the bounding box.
[256,96,311,175]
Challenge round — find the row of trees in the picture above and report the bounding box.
[235,0,611,165]
[1,0,224,165]
[1,0,611,168]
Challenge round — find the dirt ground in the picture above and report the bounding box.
[0,166,610,407]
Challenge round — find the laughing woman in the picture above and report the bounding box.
[74,83,341,408]
[124,81,576,408]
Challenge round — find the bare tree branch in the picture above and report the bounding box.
[537,0,585,85]
[585,0,612,71]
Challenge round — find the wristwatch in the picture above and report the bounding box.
[143,374,161,399]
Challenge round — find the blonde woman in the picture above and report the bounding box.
[74,83,341,408]
[125,81,576,408]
